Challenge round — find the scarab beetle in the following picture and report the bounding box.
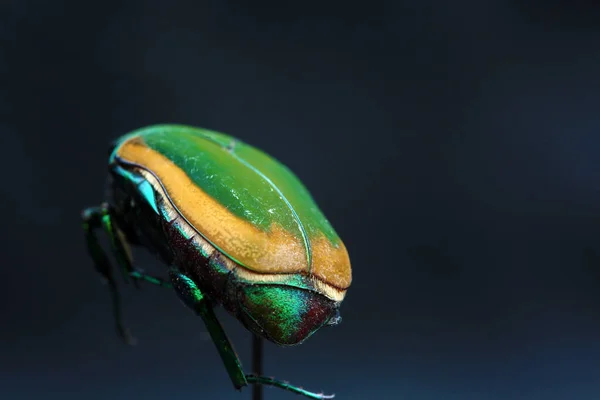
[81,125,352,399]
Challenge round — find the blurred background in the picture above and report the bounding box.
[3,1,600,399]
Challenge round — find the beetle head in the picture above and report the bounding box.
[237,284,341,346]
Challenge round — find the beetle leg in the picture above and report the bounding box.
[245,376,335,399]
[168,268,334,400]
[129,269,172,288]
[168,268,247,389]
[97,203,140,288]
[97,203,172,290]
[81,206,136,345]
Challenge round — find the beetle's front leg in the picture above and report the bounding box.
[82,206,135,345]
[82,205,172,345]
[168,268,334,400]
[97,203,172,289]
[96,202,139,288]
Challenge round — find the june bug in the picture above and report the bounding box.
[81,125,352,399]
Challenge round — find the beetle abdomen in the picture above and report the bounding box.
[110,125,352,294]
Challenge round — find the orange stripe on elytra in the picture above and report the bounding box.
[116,137,308,274]
[311,237,352,290]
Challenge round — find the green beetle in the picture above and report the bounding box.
[81,125,352,399]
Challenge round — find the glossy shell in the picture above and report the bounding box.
[110,125,352,293]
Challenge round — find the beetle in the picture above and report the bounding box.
[81,124,352,399]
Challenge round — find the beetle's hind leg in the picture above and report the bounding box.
[168,268,335,400]
[82,205,136,345]
[245,376,335,399]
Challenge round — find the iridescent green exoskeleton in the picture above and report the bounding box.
[81,125,352,399]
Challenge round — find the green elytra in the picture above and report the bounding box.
[82,125,344,400]
[113,124,341,249]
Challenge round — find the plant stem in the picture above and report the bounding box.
[252,335,263,400]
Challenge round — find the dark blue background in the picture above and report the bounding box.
[3,1,600,399]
